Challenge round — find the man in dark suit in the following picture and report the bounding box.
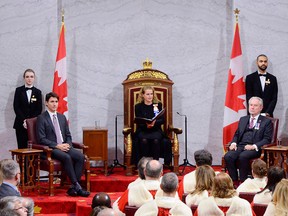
[13,69,42,149]
[36,92,90,197]
[0,159,34,215]
[245,54,278,117]
[224,96,273,183]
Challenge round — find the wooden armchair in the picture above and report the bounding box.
[122,60,182,175]
[221,117,279,172]
[26,117,90,196]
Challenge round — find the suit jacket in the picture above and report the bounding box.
[0,183,20,199]
[13,85,42,129]
[232,115,273,149]
[245,71,278,116]
[36,111,72,148]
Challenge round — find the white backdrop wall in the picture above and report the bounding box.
[0,0,287,165]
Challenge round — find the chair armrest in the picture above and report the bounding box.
[259,142,277,159]
[72,142,86,149]
[31,143,53,159]
[168,125,182,134]
[32,143,51,151]
[122,127,132,135]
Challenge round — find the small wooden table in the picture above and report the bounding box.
[9,148,43,193]
[264,145,288,174]
[83,127,108,175]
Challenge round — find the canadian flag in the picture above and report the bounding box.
[53,23,68,119]
[223,22,246,150]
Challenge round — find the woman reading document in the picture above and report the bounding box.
[134,86,165,161]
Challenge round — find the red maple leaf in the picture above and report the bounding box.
[225,69,246,112]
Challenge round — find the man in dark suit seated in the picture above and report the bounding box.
[224,96,273,184]
[0,159,34,216]
[36,92,90,197]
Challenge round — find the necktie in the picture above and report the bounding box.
[258,74,266,77]
[53,114,63,144]
[25,87,33,91]
[249,117,255,129]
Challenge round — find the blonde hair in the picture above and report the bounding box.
[273,179,288,216]
[211,172,237,198]
[136,86,160,104]
[251,159,267,178]
[190,165,215,195]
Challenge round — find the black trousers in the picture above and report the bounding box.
[51,148,85,184]
[15,127,28,149]
[224,146,261,182]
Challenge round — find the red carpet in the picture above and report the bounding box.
[24,166,221,215]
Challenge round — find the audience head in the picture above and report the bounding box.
[0,159,20,186]
[0,209,21,216]
[90,206,107,216]
[211,172,236,198]
[251,159,267,178]
[258,166,286,194]
[0,196,27,216]
[0,159,10,184]
[91,192,111,209]
[137,86,160,104]
[272,179,288,215]
[191,165,215,195]
[97,208,118,216]
[144,160,163,180]
[160,172,178,194]
[194,149,213,166]
[137,157,152,180]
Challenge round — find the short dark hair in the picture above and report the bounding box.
[257,54,268,61]
[194,149,213,166]
[23,69,35,78]
[91,192,111,209]
[161,172,178,193]
[45,92,59,102]
[137,157,152,180]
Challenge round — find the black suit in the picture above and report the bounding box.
[13,85,42,149]
[245,71,278,116]
[36,111,84,184]
[224,115,272,181]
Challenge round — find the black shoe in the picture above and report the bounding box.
[77,189,90,197]
[67,188,78,197]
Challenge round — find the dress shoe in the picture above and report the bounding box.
[67,188,78,197]
[77,189,90,197]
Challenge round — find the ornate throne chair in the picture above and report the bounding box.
[122,59,182,175]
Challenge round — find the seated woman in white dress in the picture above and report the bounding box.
[264,179,288,216]
[195,173,254,216]
[253,166,285,205]
[237,158,267,193]
[185,165,215,207]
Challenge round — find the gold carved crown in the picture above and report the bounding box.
[143,58,152,69]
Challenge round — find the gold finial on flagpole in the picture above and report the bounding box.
[234,8,240,22]
[61,9,65,23]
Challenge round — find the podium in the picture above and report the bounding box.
[82,127,108,175]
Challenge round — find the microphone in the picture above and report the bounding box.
[177,112,186,117]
